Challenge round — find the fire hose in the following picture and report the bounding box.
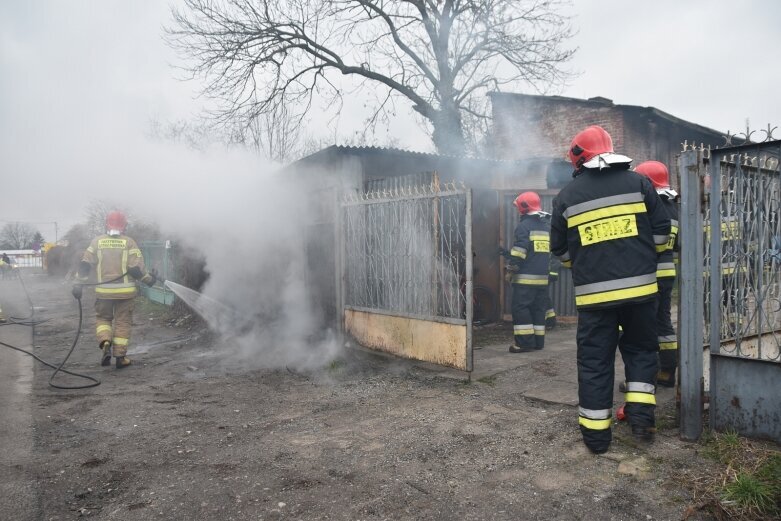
[0,271,144,390]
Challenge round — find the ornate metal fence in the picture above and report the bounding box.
[703,143,781,360]
[678,130,781,441]
[341,181,473,371]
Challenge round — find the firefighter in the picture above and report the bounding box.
[506,191,552,353]
[550,126,670,454]
[71,211,156,369]
[635,161,679,387]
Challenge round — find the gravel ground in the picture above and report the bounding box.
[1,273,719,520]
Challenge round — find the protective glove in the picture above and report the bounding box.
[145,269,158,287]
[504,272,514,283]
[71,284,83,300]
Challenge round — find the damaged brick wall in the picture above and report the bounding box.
[489,93,725,183]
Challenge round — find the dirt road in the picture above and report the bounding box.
[1,273,715,520]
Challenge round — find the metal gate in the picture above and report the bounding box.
[678,136,781,441]
[341,181,473,372]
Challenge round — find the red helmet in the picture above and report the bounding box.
[105,211,127,233]
[513,191,542,215]
[568,125,614,170]
[635,160,670,190]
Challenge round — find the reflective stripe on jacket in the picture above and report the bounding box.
[656,195,679,278]
[550,165,670,309]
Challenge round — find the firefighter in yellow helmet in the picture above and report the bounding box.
[71,211,156,369]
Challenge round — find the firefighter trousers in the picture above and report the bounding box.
[95,298,134,357]
[576,299,658,452]
[511,284,548,349]
[657,278,677,380]
[544,292,556,329]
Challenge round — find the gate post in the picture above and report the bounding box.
[465,188,473,374]
[678,149,704,441]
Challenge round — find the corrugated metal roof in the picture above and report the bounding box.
[315,144,523,164]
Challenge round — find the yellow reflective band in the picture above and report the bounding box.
[513,278,549,285]
[86,246,95,253]
[96,248,103,283]
[128,248,142,256]
[514,329,534,336]
[579,416,612,430]
[567,202,647,228]
[98,238,128,249]
[95,286,137,295]
[655,243,667,253]
[561,260,572,268]
[545,310,556,319]
[121,249,129,284]
[511,248,527,259]
[113,337,129,346]
[667,227,679,250]
[576,282,658,306]
[659,341,678,350]
[656,269,676,278]
[625,392,657,405]
[534,330,545,336]
[96,325,112,334]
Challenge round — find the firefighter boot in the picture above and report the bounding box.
[631,424,656,444]
[115,356,132,369]
[100,341,112,367]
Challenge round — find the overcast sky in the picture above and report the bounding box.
[1,0,780,241]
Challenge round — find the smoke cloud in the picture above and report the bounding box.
[0,1,344,371]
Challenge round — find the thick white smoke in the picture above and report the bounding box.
[129,141,342,371]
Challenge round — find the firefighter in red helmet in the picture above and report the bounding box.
[550,126,670,453]
[635,160,679,388]
[503,191,552,352]
[72,211,157,369]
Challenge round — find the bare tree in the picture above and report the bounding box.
[168,0,575,156]
[0,222,39,249]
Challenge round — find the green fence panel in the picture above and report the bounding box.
[139,240,177,306]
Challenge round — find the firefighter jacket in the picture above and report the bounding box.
[80,234,149,300]
[509,213,551,286]
[656,194,679,279]
[550,165,671,309]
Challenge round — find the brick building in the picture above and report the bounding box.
[489,93,726,177]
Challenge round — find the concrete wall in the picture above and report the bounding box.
[345,308,469,370]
